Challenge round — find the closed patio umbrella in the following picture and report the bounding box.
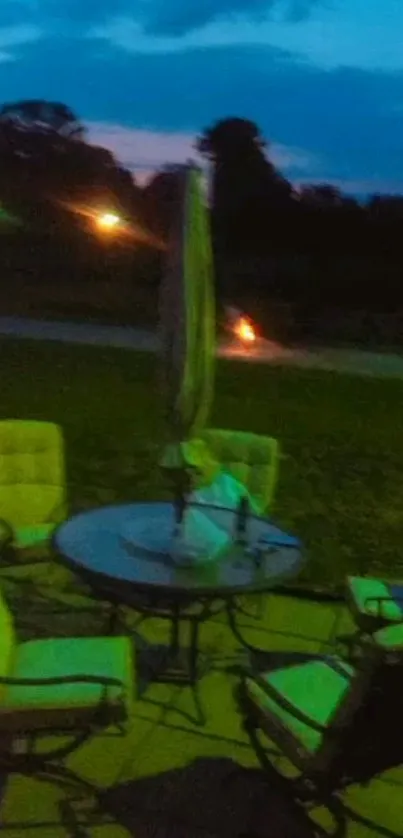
[159,164,216,527]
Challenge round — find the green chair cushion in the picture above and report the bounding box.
[14,523,55,549]
[348,576,403,622]
[374,623,403,650]
[2,636,134,715]
[0,418,67,567]
[246,658,354,754]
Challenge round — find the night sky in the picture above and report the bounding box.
[1,1,403,195]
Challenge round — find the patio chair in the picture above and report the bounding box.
[0,585,134,829]
[0,420,119,634]
[345,574,403,633]
[199,429,280,620]
[0,419,67,553]
[332,575,403,661]
[198,429,279,515]
[236,624,403,836]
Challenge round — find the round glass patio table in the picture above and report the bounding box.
[54,501,302,725]
[54,501,302,602]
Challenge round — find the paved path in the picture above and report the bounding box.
[2,315,403,380]
[223,337,403,378]
[0,316,158,352]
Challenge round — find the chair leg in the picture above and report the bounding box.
[59,786,125,838]
[188,617,207,727]
[106,604,120,634]
[334,628,366,661]
[167,611,207,727]
[234,594,265,621]
[241,715,346,837]
[189,616,200,683]
[226,599,261,653]
[0,762,100,835]
[39,761,98,795]
[59,800,91,838]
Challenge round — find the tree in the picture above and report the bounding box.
[196,117,292,255]
[0,100,85,140]
[366,194,403,221]
[299,184,345,208]
[196,118,291,203]
[142,166,184,239]
[0,100,86,178]
[0,99,144,235]
[196,117,267,162]
[298,184,360,214]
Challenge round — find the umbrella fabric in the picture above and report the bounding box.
[159,165,215,473]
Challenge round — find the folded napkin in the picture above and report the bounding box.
[171,508,230,565]
[192,470,258,522]
[171,470,257,565]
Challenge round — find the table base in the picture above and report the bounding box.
[140,644,198,685]
[137,642,207,727]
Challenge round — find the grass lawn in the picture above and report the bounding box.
[1,336,403,589]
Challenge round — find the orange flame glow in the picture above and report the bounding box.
[234,317,256,343]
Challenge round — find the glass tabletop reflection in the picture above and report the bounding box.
[54,501,302,599]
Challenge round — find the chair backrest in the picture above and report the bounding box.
[199,429,279,514]
[0,589,15,701]
[0,421,66,529]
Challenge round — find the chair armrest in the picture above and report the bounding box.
[243,671,328,733]
[0,674,124,689]
[321,655,355,679]
[0,674,128,754]
[1,579,114,613]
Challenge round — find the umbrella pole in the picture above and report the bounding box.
[174,486,186,534]
[168,468,193,535]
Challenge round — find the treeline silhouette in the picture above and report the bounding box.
[0,101,402,347]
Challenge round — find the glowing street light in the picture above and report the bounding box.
[95,211,121,231]
[59,199,167,249]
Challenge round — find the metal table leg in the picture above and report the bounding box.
[135,600,213,726]
[226,598,260,654]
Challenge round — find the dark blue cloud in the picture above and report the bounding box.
[143,1,272,36]
[0,1,324,32]
[286,0,323,23]
[42,0,124,23]
[143,0,323,36]
[0,1,125,27]
[0,32,401,190]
